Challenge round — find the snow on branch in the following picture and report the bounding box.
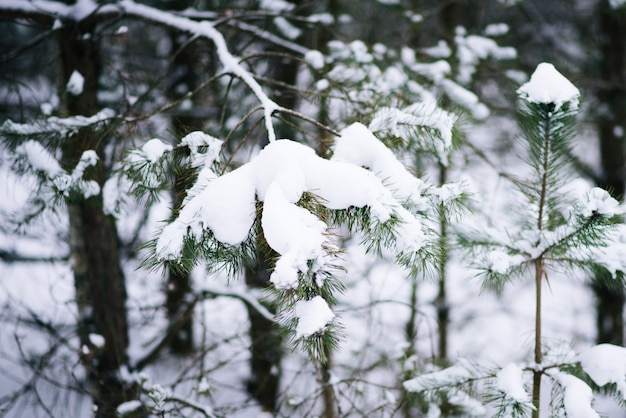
[1,108,115,138]
[119,0,282,142]
[517,62,580,111]
[14,140,100,200]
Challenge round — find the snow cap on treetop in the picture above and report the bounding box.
[517,62,580,111]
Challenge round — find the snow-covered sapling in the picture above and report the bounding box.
[404,62,626,417]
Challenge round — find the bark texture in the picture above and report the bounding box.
[57,22,133,417]
[594,1,626,346]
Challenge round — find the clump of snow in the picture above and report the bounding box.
[40,102,54,115]
[556,373,600,418]
[484,23,509,37]
[180,131,223,166]
[609,0,626,9]
[294,296,335,338]
[16,140,63,177]
[88,333,105,348]
[483,250,525,274]
[274,16,301,40]
[66,70,84,96]
[315,79,329,90]
[578,187,621,217]
[307,13,334,25]
[141,139,172,163]
[157,163,256,254]
[496,363,528,402]
[401,47,416,66]
[117,400,143,416]
[157,124,431,294]
[441,79,490,120]
[403,360,473,392]
[333,122,427,205]
[455,28,516,85]
[259,0,294,12]
[579,344,626,398]
[262,183,326,289]
[432,180,472,205]
[305,50,325,70]
[412,60,451,82]
[197,377,211,395]
[517,62,580,110]
[422,41,451,59]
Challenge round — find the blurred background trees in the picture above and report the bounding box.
[1,0,625,417]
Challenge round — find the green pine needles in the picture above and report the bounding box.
[420,63,626,417]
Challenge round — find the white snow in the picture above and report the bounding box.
[483,250,525,274]
[579,344,626,398]
[2,108,115,137]
[273,16,301,40]
[157,125,430,291]
[16,140,63,176]
[609,0,626,9]
[66,70,84,96]
[556,373,600,418]
[422,41,451,59]
[579,187,621,217]
[305,50,325,70]
[262,183,326,289]
[441,79,490,120]
[116,400,143,415]
[157,163,256,254]
[403,360,473,392]
[333,122,427,205]
[259,0,294,12]
[368,103,456,166]
[141,139,172,163]
[496,363,528,402]
[180,131,223,168]
[484,23,509,37]
[88,333,105,348]
[294,296,335,338]
[517,62,580,110]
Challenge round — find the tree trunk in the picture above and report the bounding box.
[165,31,207,355]
[57,23,133,417]
[244,249,282,412]
[594,1,626,346]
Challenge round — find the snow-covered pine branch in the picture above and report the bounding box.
[147,121,454,360]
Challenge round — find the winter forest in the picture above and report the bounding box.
[3,0,626,417]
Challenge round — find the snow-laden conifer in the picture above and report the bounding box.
[406,62,626,417]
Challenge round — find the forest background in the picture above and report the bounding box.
[1,0,626,417]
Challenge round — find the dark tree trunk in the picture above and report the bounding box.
[593,1,626,346]
[164,32,207,355]
[244,250,282,412]
[57,23,133,417]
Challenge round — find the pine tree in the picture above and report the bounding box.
[404,62,626,417]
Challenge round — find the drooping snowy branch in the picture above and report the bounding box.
[119,0,282,142]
